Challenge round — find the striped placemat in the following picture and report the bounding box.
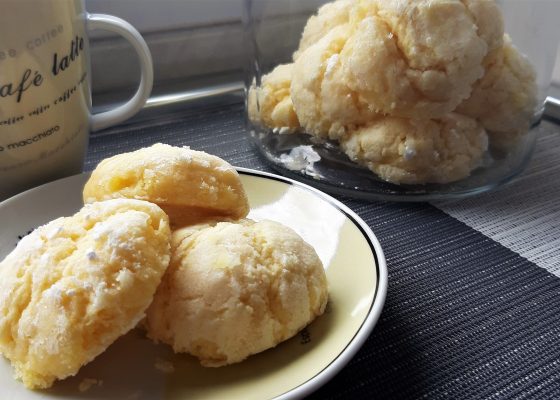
[87,101,560,399]
[434,121,560,276]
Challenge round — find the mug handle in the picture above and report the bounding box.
[87,14,154,132]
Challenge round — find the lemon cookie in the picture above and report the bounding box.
[293,0,353,60]
[145,219,328,367]
[340,114,488,184]
[457,36,537,149]
[83,144,250,228]
[291,25,378,140]
[247,64,300,132]
[346,0,501,118]
[0,199,171,389]
[291,0,502,131]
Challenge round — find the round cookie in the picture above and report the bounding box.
[340,114,488,184]
[456,36,537,150]
[291,25,377,140]
[461,0,505,55]
[342,0,500,118]
[145,219,329,367]
[293,0,353,60]
[290,0,502,139]
[83,144,250,228]
[247,64,300,132]
[0,199,171,389]
[291,0,502,131]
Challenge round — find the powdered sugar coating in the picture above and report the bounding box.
[146,219,328,367]
[340,113,488,184]
[247,64,300,132]
[83,144,249,228]
[457,35,537,149]
[0,199,171,389]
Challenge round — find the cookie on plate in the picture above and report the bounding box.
[0,199,171,389]
[145,219,329,367]
[83,144,250,228]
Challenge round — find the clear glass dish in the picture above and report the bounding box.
[244,0,560,201]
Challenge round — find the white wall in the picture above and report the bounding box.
[85,0,325,98]
[85,0,560,98]
[86,0,242,32]
[554,50,560,86]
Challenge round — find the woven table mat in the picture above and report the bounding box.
[87,101,560,399]
[435,123,560,276]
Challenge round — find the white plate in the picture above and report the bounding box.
[0,168,387,400]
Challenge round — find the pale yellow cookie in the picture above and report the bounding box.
[290,0,502,138]
[291,25,377,140]
[83,144,249,228]
[340,114,488,184]
[293,0,353,60]
[145,219,328,367]
[456,36,537,149]
[342,0,501,118]
[0,199,171,389]
[461,0,505,55]
[247,64,300,132]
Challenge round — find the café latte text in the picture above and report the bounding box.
[0,36,84,104]
[0,69,43,103]
[52,36,85,76]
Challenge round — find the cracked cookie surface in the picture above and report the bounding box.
[145,219,328,367]
[0,199,171,389]
[83,143,249,228]
[248,64,300,132]
[340,113,488,184]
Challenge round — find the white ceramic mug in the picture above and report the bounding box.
[0,0,153,201]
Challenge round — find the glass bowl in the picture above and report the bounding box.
[243,0,560,201]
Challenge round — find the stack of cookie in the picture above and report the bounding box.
[248,0,537,185]
[0,144,329,389]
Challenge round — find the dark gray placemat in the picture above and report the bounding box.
[434,124,560,276]
[87,101,560,400]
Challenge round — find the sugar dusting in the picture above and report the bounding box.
[325,54,339,76]
[279,146,321,171]
[154,358,175,374]
[404,144,417,160]
[86,249,98,261]
[78,378,103,392]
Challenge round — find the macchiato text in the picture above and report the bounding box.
[0,125,59,153]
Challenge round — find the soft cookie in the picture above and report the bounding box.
[340,114,488,184]
[0,199,171,389]
[145,219,329,367]
[83,144,250,228]
[293,0,353,60]
[291,0,502,124]
[457,36,537,149]
[247,64,300,132]
[291,25,373,140]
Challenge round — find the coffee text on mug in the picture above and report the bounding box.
[27,25,64,51]
[0,49,17,61]
[0,24,64,61]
